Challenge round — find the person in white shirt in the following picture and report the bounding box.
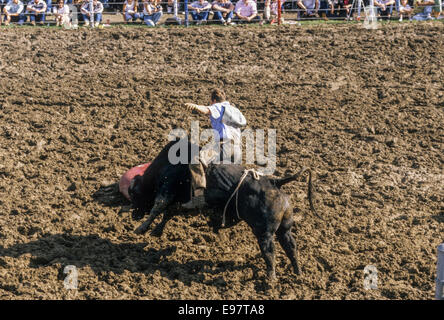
[80,0,103,26]
[26,0,46,25]
[53,0,70,26]
[3,0,25,25]
[297,0,319,17]
[398,0,413,20]
[123,0,141,23]
[142,0,162,26]
[182,89,247,209]
[188,0,212,24]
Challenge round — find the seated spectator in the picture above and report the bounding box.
[413,0,441,19]
[325,0,340,18]
[26,0,46,25]
[318,0,330,19]
[188,0,211,24]
[234,0,261,23]
[374,0,395,19]
[264,0,285,23]
[297,0,319,18]
[123,0,142,23]
[142,0,162,26]
[166,0,173,13]
[341,0,352,17]
[80,0,103,26]
[3,0,25,25]
[53,0,70,26]
[212,0,234,24]
[398,0,413,20]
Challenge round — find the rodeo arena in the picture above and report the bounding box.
[0,0,442,306]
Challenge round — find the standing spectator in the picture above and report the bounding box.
[234,0,261,23]
[326,0,340,18]
[166,0,172,13]
[142,0,162,26]
[0,0,6,25]
[212,0,234,24]
[263,0,285,23]
[188,0,211,24]
[123,0,141,23]
[45,0,51,13]
[374,0,394,19]
[341,0,352,17]
[318,0,329,19]
[398,0,412,20]
[26,0,46,25]
[80,0,103,26]
[53,0,70,26]
[3,0,25,25]
[297,0,319,18]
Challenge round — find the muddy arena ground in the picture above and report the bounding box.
[0,22,442,300]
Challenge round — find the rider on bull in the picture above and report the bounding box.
[182,89,247,209]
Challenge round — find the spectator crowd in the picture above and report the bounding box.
[0,0,442,26]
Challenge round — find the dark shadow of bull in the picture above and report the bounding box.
[129,139,320,280]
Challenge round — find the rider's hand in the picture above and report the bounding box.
[185,103,198,111]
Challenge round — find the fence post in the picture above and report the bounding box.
[277,0,281,25]
[436,243,444,300]
[68,4,78,28]
[184,0,188,26]
[173,0,181,24]
[89,0,94,27]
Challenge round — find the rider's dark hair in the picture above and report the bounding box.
[211,89,226,103]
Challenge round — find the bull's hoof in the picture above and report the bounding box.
[132,215,145,222]
[267,271,277,281]
[292,264,300,275]
[150,226,163,238]
[134,222,150,235]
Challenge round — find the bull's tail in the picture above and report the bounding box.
[273,167,308,189]
[273,168,322,220]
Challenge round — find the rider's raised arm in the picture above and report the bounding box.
[184,103,210,115]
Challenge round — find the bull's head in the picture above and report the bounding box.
[128,175,146,221]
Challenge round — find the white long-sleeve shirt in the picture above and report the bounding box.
[4,1,24,14]
[27,0,47,13]
[53,4,70,16]
[81,1,104,14]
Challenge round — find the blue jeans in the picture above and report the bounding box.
[212,10,233,21]
[235,15,261,22]
[412,5,433,20]
[190,10,209,21]
[4,13,26,24]
[48,0,73,12]
[82,12,102,22]
[125,12,142,21]
[143,11,162,25]
[319,0,329,15]
[29,12,46,22]
[377,3,394,16]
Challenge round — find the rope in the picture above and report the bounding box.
[221,169,263,227]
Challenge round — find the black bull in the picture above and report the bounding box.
[128,139,319,279]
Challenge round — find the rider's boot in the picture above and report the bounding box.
[182,188,206,209]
